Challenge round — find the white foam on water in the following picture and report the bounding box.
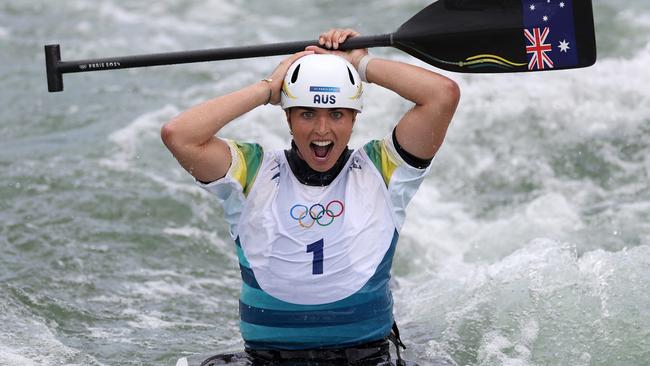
[92,1,219,36]
[100,104,213,199]
[401,188,586,276]
[477,323,538,366]
[86,326,133,343]
[163,225,233,253]
[0,349,36,366]
[398,183,473,266]
[0,26,9,39]
[455,66,645,142]
[449,41,650,147]
[128,280,195,298]
[125,267,193,279]
[96,2,139,24]
[184,0,244,24]
[0,293,105,366]
[164,225,213,238]
[121,269,210,299]
[397,240,650,365]
[121,307,220,331]
[620,8,650,27]
[123,309,180,330]
[525,192,582,231]
[117,265,240,310]
[103,104,179,168]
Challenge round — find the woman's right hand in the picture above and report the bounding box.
[265,50,314,105]
[307,28,368,69]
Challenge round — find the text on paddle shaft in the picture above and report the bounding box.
[79,62,122,71]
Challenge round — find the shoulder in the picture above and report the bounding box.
[227,141,264,163]
[359,133,431,187]
[222,140,273,196]
[358,138,397,187]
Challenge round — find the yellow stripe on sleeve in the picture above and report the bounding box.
[379,140,399,186]
[227,140,248,190]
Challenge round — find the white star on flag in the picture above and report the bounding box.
[543,15,549,22]
[530,5,536,11]
[560,2,565,8]
[558,40,570,52]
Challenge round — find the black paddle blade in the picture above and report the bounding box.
[393,0,596,73]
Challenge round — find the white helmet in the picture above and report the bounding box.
[281,54,363,112]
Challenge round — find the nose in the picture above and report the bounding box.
[315,114,329,135]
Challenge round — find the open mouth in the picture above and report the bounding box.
[310,140,334,159]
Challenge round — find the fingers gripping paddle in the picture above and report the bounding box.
[45,0,596,92]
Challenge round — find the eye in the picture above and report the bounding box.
[330,111,343,119]
[301,111,315,119]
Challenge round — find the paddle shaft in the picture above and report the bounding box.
[45,34,391,92]
[45,1,597,92]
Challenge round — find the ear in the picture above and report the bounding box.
[285,109,292,132]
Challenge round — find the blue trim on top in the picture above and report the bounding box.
[242,313,394,350]
[240,264,260,289]
[240,281,377,311]
[235,237,258,288]
[235,236,251,269]
[239,295,392,328]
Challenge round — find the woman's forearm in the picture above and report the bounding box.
[162,81,271,149]
[364,57,460,159]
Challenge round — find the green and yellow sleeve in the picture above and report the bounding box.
[226,140,264,197]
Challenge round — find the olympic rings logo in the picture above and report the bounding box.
[289,200,345,228]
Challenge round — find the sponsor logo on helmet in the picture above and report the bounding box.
[309,86,341,93]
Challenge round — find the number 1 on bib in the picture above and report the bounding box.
[306,239,324,275]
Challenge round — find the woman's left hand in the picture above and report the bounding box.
[265,50,314,105]
[306,28,368,69]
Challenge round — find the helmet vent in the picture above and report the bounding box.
[291,64,301,83]
[347,66,356,85]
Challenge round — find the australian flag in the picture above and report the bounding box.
[522,0,579,70]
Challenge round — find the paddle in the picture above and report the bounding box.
[45,0,596,92]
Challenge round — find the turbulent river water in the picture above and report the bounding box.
[1,0,649,365]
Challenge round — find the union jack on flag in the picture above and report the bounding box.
[525,27,553,70]
[522,0,578,71]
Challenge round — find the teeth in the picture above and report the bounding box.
[312,141,333,147]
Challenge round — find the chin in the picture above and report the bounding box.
[307,159,335,172]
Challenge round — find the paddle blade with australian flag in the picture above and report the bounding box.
[392,0,596,73]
